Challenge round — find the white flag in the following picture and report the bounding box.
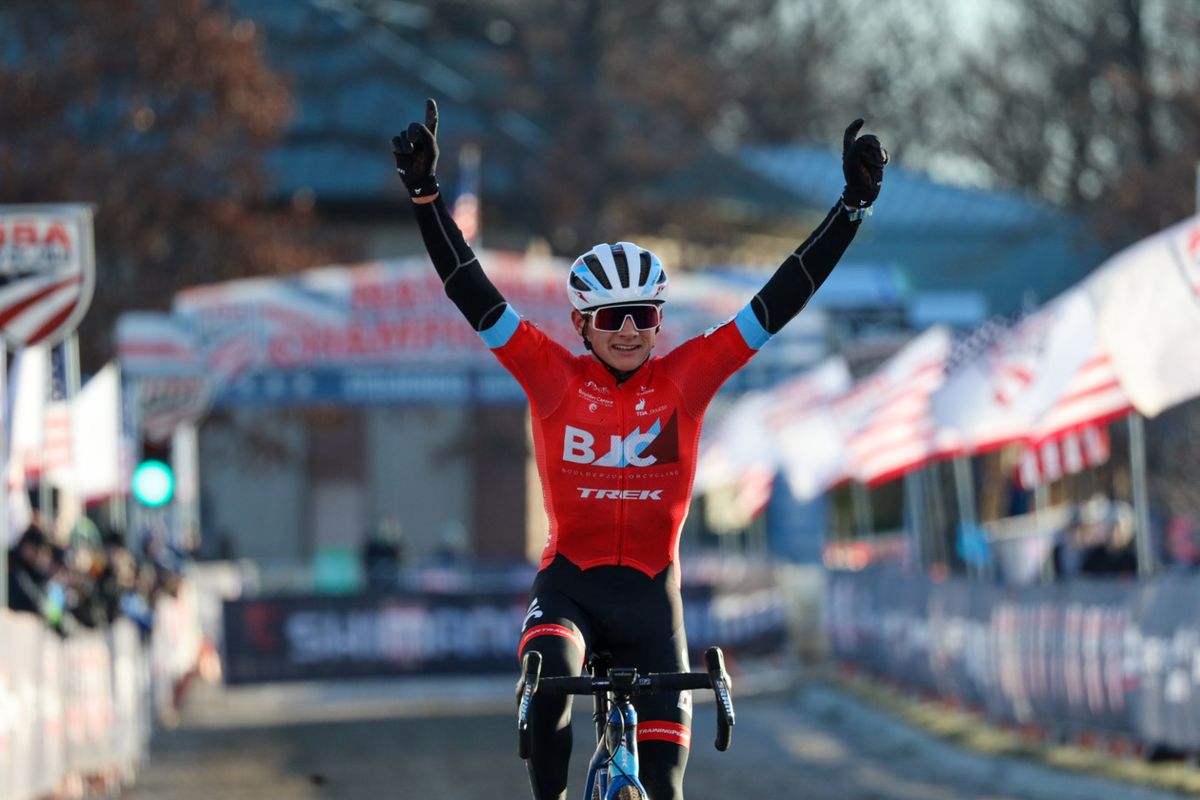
[72,362,122,500]
[1085,213,1200,417]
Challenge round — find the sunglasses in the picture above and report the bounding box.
[585,303,663,333]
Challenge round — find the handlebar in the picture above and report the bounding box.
[516,646,735,754]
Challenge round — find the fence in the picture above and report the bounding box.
[826,567,1200,751]
[0,581,205,800]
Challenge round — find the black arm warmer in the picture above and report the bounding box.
[411,196,508,331]
[750,202,861,334]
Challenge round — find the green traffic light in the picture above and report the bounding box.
[132,459,175,507]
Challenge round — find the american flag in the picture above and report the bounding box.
[1015,424,1111,490]
[1013,343,1132,488]
[840,326,953,486]
[942,311,1026,378]
[40,342,73,479]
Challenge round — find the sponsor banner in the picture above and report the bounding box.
[825,568,1200,750]
[222,592,531,683]
[0,205,96,349]
[221,583,788,684]
[1130,576,1200,749]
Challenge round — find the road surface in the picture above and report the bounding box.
[123,672,1191,800]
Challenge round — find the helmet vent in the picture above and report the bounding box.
[582,255,612,290]
[612,245,630,289]
[638,251,652,287]
[569,273,592,292]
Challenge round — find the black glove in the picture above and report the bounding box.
[392,98,441,199]
[841,119,888,210]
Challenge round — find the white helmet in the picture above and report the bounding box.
[567,242,669,311]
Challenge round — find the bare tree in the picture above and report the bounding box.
[931,0,1200,237]
[410,0,878,253]
[0,0,346,370]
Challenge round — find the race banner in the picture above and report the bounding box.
[0,205,96,349]
[161,253,826,408]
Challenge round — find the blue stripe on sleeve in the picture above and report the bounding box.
[733,304,771,350]
[479,305,521,348]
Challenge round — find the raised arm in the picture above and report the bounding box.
[392,99,508,332]
[747,119,888,334]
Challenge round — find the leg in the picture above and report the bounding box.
[608,564,691,800]
[519,569,590,800]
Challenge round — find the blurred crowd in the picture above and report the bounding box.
[1050,493,1200,579]
[6,508,187,638]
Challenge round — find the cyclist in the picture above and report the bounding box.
[393,99,886,800]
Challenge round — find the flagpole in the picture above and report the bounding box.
[851,481,871,537]
[39,345,53,531]
[904,470,925,569]
[952,455,978,576]
[1127,413,1154,576]
[64,332,82,531]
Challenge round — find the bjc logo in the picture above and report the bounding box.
[563,421,662,467]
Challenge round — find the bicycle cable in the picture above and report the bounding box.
[602,706,638,784]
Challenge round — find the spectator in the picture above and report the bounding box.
[361,516,405,592]
[1051,508,1088,579]
[1080,497,1138,576]
[1165,514,1199,569]
[7,519,53,616]
[433,520,470,566]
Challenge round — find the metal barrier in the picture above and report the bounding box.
[0,582,204,800]
[826,567,1200,751]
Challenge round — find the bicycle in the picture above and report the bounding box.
[516,646,735,800]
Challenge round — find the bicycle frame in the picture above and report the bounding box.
[517,646,734,800]
[584,657,648,800]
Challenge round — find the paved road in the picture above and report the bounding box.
[123,674,1192,800]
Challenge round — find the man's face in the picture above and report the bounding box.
[573,306,660,373]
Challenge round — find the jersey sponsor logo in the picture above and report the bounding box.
[523,598,543,628]
[635,400,669,417]
[577,387,614,407]
[576,487,664,500]
[562,412,679,467]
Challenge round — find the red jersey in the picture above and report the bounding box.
[482,305,769,577]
